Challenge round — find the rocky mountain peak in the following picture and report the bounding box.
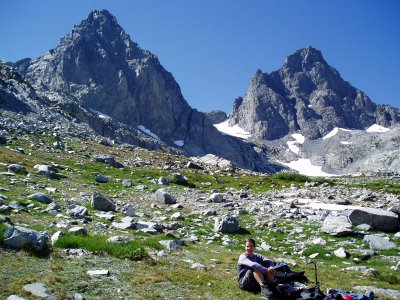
[230,46,400,140]
[284,46,326,71]
[14,10,274,173]
[63,9,147,62]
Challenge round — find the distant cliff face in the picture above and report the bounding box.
[20,10,191,142]
[15,10,275,172]
[229,47,400,140]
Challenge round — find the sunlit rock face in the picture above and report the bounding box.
[230,46,400,140]
[15,9,275,172]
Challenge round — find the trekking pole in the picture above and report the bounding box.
[307,261,320,290]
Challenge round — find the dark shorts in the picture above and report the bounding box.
[238,268,260,293]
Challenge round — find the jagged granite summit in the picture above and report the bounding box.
[229,47,400,140]
[14,10,276,172]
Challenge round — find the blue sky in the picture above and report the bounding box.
[1,0,399,112]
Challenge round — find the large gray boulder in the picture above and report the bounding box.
[8,164,27,174]
[91,192,116,211]
[363,234,397,251]
[214,216,240,233]
[3,226,49,252]
[155,189,176,205]
[92,155,124,168]
[344,207,399,232]
[67,204,88,218]
[321,214,353,236]
[28,193,52,204]
[33,164,59,179]
[23,282,56,300]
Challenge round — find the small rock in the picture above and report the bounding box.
[95,175,108,183]
[23,282,55,300]
[68,227,88,235]
[334,247,349,258]
[87,270,110,276]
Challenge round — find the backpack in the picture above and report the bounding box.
[326,288,374,300]
[272,263,309,284]
[298,287,326,299]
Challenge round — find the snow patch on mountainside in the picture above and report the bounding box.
[366,124,390,133]
[213,120,251,139]
[174,140,184,146]
[287,133,305,154]
[278,158,337,177]
[138,125,160,140]
[323,127,352,139]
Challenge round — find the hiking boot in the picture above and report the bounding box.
[260,283,273,299]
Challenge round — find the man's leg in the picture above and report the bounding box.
[239,269,261,293]
[252,270,275,298]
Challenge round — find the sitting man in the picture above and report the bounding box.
[237,238,277,298]
[237,237,306,299]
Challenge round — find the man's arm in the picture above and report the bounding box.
[238,254,268,273]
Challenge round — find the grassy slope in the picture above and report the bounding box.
[0,134,399,299]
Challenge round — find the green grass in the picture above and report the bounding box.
[347,178,400,195]
[0,223,6,243]
[54,232,163,260]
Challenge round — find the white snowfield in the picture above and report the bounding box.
[278,158,337,177]
[366,124,390,133]
[213,120,251,139]
[279,124,391,177]
[322,127,352,139]
[174,140,184,147]
[287,133,305,154]
[137,125,160,140]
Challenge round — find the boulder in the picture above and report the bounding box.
[210,193,224,203]
[67,205,88,218]
[214,216,240,233]
[92,154,124,168]
[8,164,27,174]
[33,164,59,179]
[3,226,49,252]
[354,286,400,299]
[363,234,397,250]
[123,204,136,216]
[23,282,55,300]
[155,189,176,205]
[51,231,64,245]
[158,177,170,185]
[91,191,116,211]
[112,216,136,229]
[334,247,349,258]
[321,214,353,236]
[169,173,188,185]
[122,179,132,187]
[68,227,88,235]
[159,239,184,250]
[95,174,108,183]
[344,207,399,232]
[28,192,52,204]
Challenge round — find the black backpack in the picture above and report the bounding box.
[298,287,326,300]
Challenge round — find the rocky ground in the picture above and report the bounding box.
[0,132,399,299]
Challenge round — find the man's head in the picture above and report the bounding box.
[245,238,256,256]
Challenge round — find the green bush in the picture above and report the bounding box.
[271,172,311,182]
